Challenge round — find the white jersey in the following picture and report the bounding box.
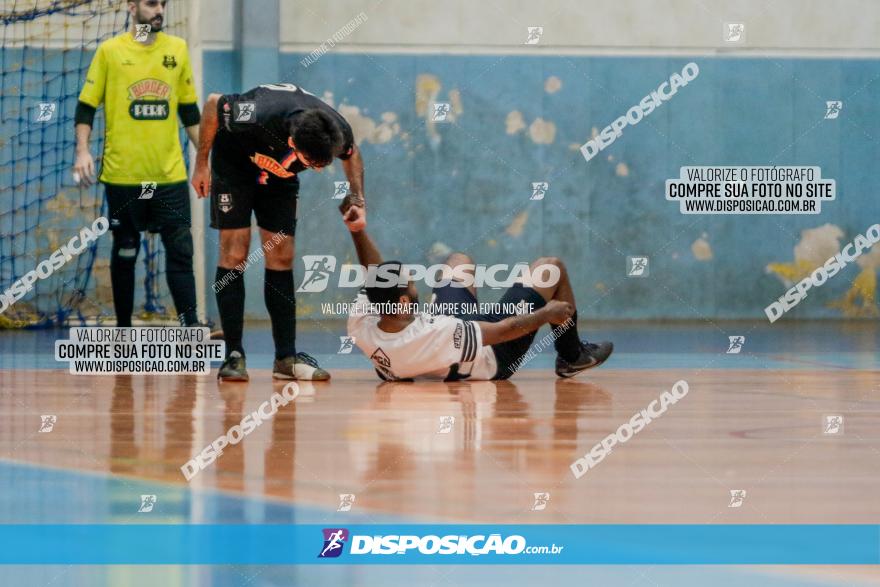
[347,292,498,381]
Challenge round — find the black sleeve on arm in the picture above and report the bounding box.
[74,101,96,126]
[178,102,201,127]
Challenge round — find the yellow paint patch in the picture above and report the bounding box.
[528,118,556,144]
[337,105,400,145]
[767,223,879,317]
[544,76,562,94]
[506,111,526,135]
[691,236,712,261]
[505,211,529,237]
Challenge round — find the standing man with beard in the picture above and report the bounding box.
[73,0,202,327]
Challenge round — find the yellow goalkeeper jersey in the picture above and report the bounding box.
[79,31,198,185]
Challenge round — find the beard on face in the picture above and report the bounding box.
[135,9,163,31]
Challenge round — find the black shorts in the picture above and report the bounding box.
[210,173,299,235]
[431,283,547,380]
[210,142,300,235]
[105,181,191,234]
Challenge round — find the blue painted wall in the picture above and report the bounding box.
[3,50,877,323]
[202,51,880,320]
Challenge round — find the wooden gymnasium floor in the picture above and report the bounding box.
[0,321,878,586]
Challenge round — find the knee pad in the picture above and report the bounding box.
[162,226,193,272]
[112,232,140,263]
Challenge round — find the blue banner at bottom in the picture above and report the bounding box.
[0,524,877,564]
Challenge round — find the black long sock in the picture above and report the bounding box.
[110,238,138,327]
[553,310,582,362]
[264,268,296,360]
[162,227,198,326]
[215,267,245,357]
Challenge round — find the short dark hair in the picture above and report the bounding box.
[290,109,343,167]
[364,261,408,307]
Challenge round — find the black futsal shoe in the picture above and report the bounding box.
[555,341,614,378]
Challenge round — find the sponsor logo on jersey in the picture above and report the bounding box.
[127,79,172,120]
[128,79,171,100]
[250,152,296,178]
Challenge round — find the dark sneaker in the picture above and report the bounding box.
[218,350,249,382]
[273,352,331,381]
[555,341,614,378]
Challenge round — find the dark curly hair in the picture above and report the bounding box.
[289,109,344,167]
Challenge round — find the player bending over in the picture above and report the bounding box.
[192,83,365,382]
[339,195,613,381]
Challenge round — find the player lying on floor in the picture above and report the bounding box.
[339,194,613,381]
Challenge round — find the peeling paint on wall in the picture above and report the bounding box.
[506,110,526,135]
[691,234,712,261]
[337,105,402,145]
[528,118,556,144]
[544,76,562,94]
[766,224,845,286]
[505,211,529,237]
[766,224,878,317]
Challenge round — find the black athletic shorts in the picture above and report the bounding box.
[104,181,191,234]
[431,283,547,380]
[209,148,299,235]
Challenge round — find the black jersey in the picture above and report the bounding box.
[213,83,354,186]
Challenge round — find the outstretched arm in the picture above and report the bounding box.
[340,144,366,231]
[477,300,573,346]
[339,192,381,266]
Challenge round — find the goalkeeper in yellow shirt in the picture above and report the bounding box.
[73,0,201,327]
